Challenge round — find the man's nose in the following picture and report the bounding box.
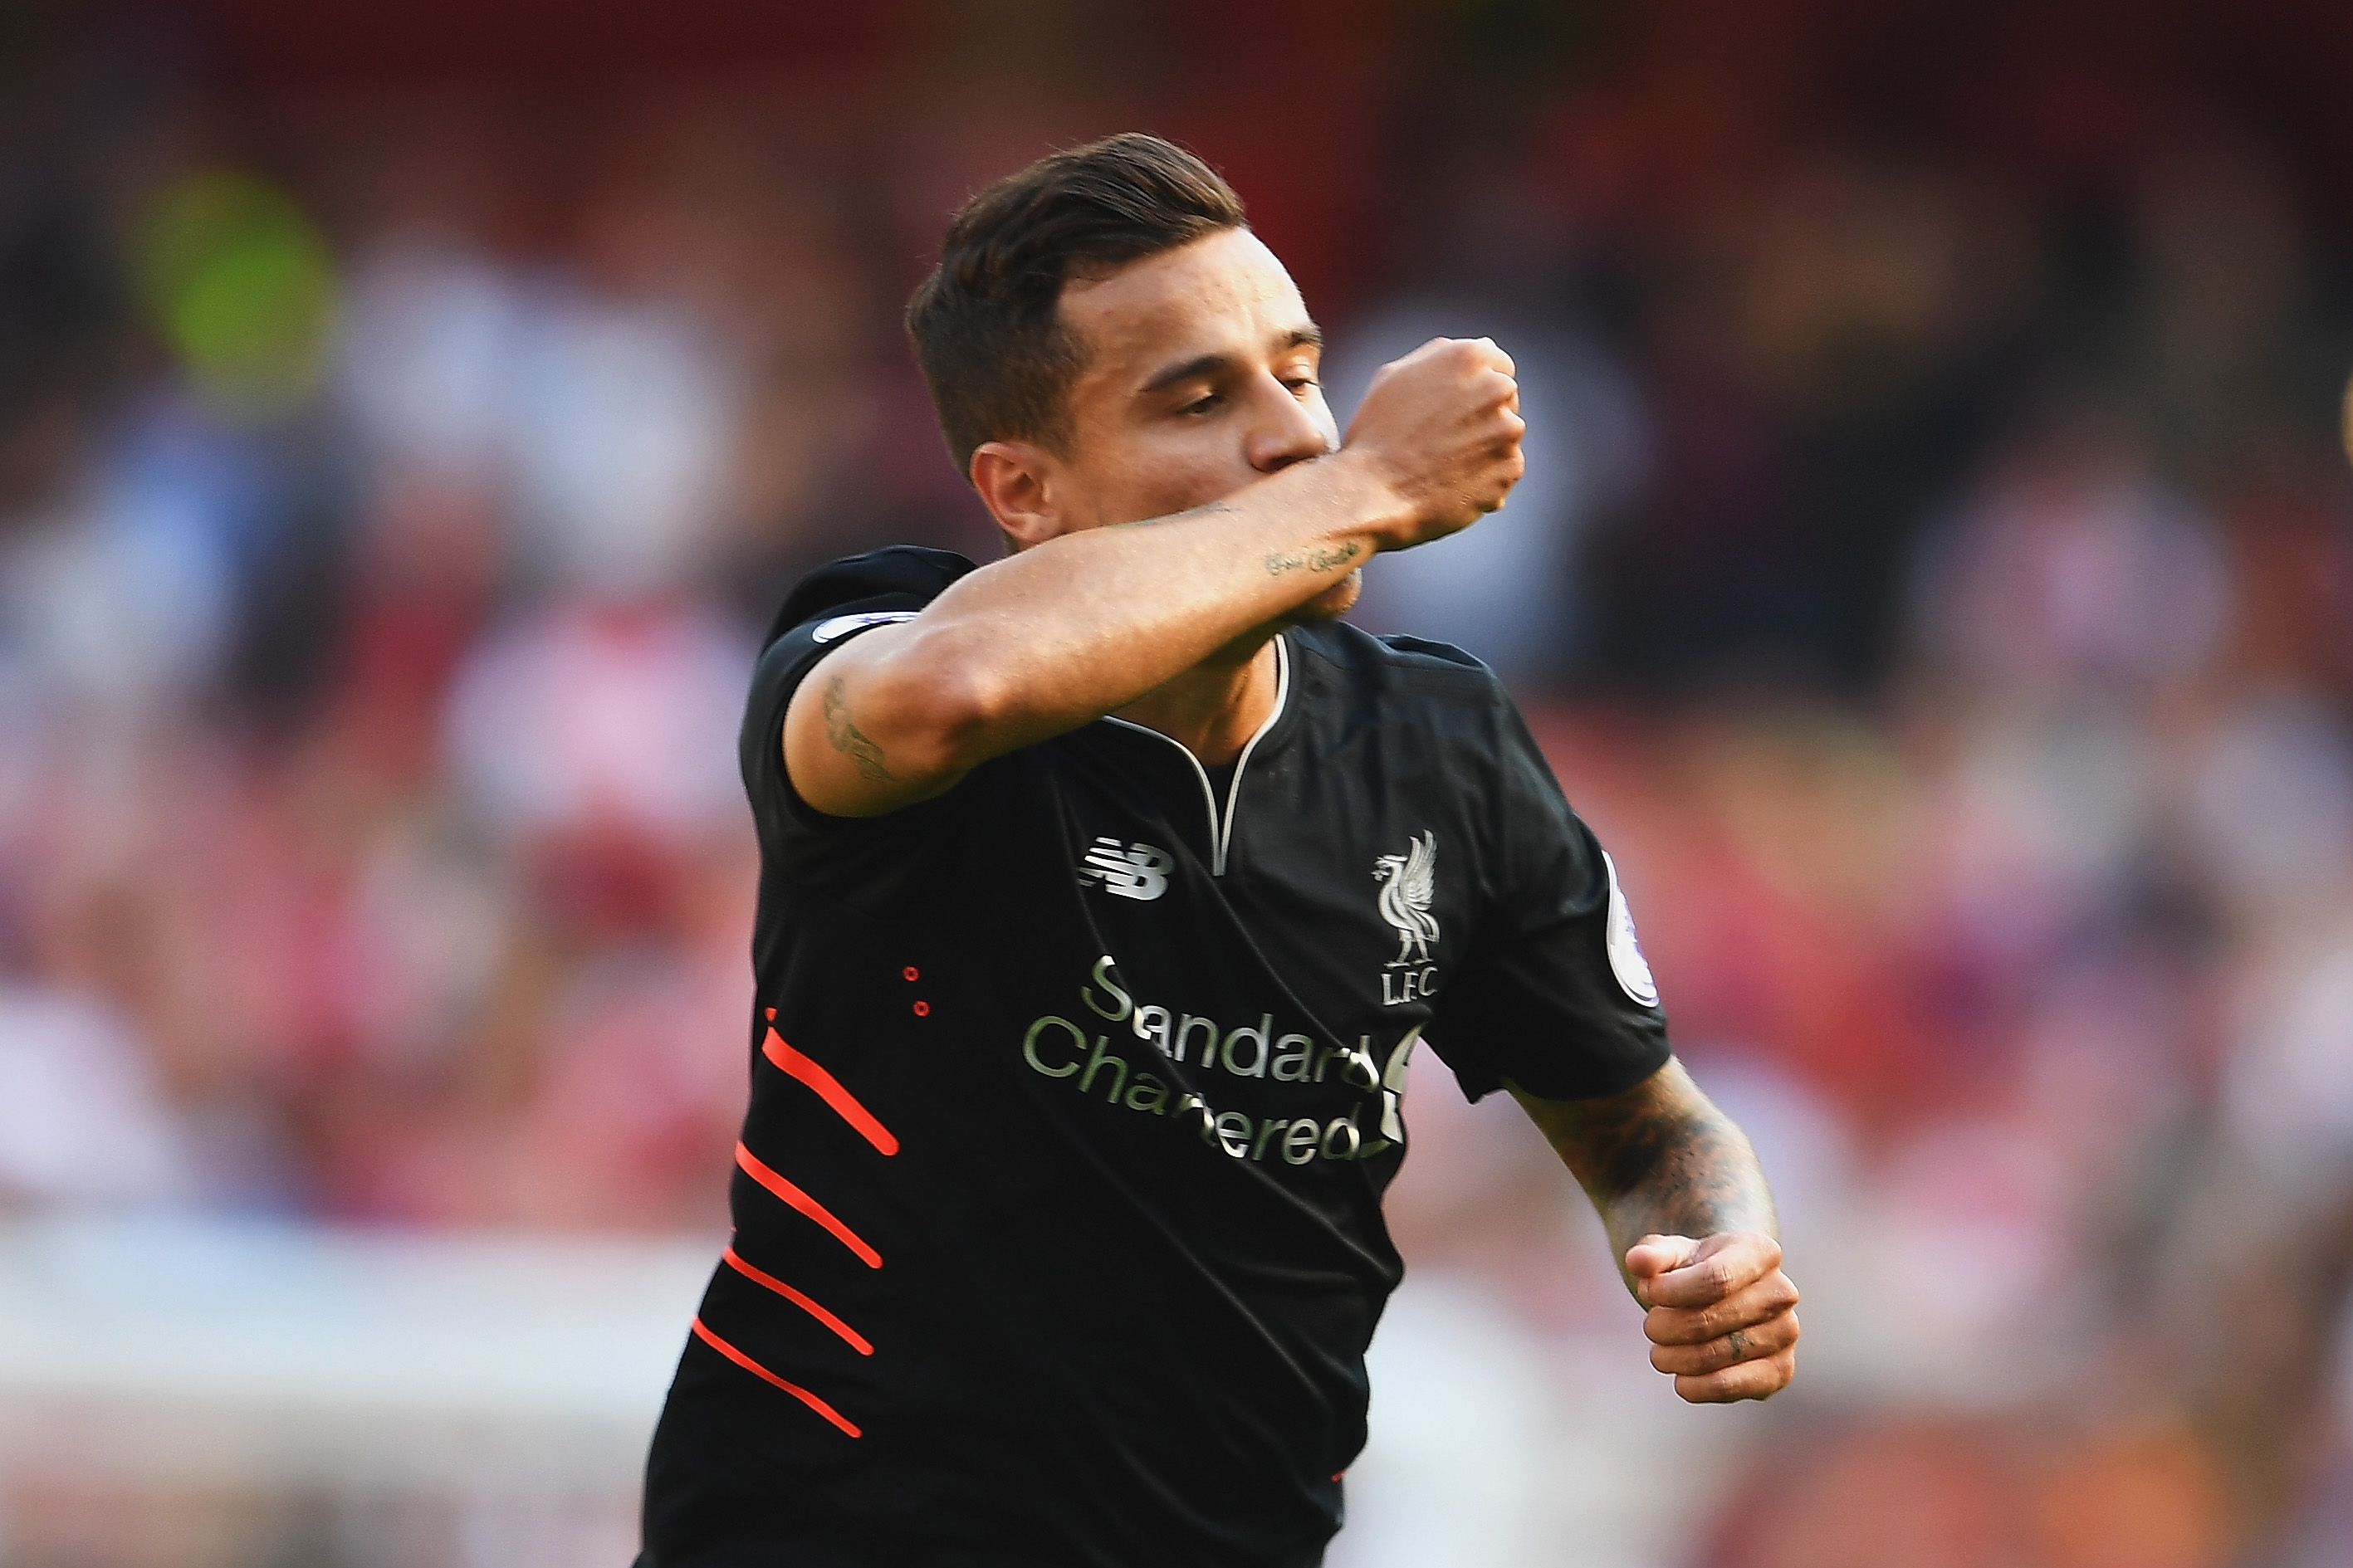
[1245,378,1335,473]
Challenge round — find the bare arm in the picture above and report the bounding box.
[784,339,1524,817]
[1510,1058,1777,1278]
[1512,1060,1799,1403]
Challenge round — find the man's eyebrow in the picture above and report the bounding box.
[1137,325,1325,396]
[1139,353,1230,396]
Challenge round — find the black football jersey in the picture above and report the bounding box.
[639,546,1671,1568]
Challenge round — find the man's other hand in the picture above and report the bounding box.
[1625,1232,1799,1404]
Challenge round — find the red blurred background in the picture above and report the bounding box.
[3,2,2353,1565]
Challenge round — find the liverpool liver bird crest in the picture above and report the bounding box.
[1373,832,1439,967]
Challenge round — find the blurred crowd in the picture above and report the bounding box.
[4,2,2353,1566]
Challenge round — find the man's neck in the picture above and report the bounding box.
[1109,630,1281,766]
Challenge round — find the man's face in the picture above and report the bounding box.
[1040,228,1354,613]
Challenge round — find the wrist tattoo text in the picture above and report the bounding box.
[1263,540,1362,577]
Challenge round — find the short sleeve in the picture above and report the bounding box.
[1431,701,1672,1102]
[736,547,981,894]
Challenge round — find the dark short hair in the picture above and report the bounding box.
[906,133,1247,480]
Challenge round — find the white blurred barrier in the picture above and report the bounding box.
[0,1219,1766,1567]
[0,1218,715,1424]
[0,1214,717,1554]
[1331,1270,1765,1568]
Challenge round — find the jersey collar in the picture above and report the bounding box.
[1099,633,1292,877]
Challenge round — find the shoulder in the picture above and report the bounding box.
[744,545,981,770]
[742,547,991,848]
[1289,619,1515,727]
[759,545,981,652]
[1289,620,1567,809]
[1290,618,1498,684]
[748,545,981,704]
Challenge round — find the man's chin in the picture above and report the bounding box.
[1285,569,1362,624]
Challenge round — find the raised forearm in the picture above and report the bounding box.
[890,452,1395,742]
[784,454,1397,815]
[787,335,1525,816]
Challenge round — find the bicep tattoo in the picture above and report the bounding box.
[822,675,895,783]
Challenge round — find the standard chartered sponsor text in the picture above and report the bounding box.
[1020,956,1402,1164]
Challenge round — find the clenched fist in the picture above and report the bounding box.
[1340,336,1525,548]
[1627,1232,1800,1404]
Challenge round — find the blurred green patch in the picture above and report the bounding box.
[135,172,337,418]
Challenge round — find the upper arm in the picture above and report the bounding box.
[781,623,980,819]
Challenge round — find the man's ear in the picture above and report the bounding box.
[970,441,1069,552]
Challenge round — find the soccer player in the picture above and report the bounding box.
[638,134,1797,1568]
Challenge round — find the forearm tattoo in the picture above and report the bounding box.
[1522,1068,1777,1267]
[1263,540,1362,577]
[1592,1102,1775,1248]
[823,675,895,782]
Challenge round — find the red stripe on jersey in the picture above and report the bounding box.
[722,1245,873,1356]
[691,1317,861,1437]
[736,1142,883,1268]
[762,1028,900,1155]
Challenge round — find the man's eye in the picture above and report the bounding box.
[1284,376,1321,394]
[1179,394,1223,416]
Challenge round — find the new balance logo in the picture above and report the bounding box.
[1077,837,1172,901]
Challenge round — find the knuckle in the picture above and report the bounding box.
[1711,1301,1759,1336]
[1653,1311,1704,1346]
